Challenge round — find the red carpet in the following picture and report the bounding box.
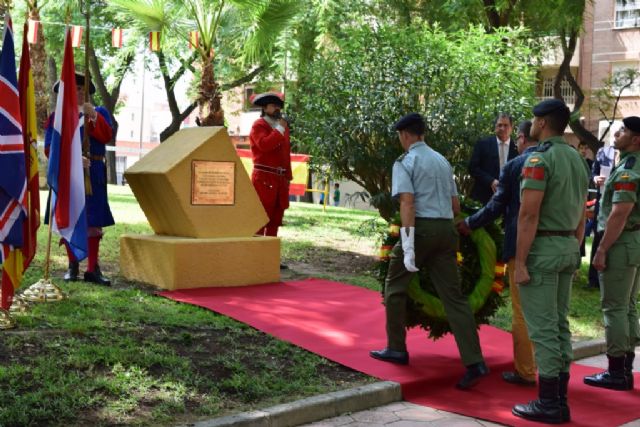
[160,278,640,427]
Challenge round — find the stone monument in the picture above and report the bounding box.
[120,127,280,290]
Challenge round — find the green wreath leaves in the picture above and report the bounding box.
[377,207,505,340]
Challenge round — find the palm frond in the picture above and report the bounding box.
[235,0,301,65]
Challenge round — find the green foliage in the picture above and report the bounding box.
[376,203,504,340]
[292,24,536,219]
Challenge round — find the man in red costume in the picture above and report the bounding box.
[249,92,292,240]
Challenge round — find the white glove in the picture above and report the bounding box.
[400,227,419,272]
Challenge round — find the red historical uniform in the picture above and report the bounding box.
[249,117,292,236]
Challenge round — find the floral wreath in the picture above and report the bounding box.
[377,206,505,340]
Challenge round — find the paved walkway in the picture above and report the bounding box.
[304,351,640,427]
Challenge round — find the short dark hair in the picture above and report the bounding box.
[401,121,425,136]
[578,140,588,147]
[517,120,533,141]
[494,112,513,126]
[544,109,570,134]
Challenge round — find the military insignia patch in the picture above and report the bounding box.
[621,173,631,180]
[614,182,637,192]
[523,166,545,180]
[528,157,541,164]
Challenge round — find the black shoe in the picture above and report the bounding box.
[502,371,536,386]
[369,348,409,365]
[583,370,631,390]
[456,361,490,389]
[512,375,564,424]
[64,261,79,282]
[584,355,631,391]
[83,265,111,286]
[512,399,565,424]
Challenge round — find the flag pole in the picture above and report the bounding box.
[82,0,92,196]
[21,193,64,303]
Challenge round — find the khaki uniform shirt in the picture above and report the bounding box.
[392,141,457,219]
[598,151,640,232]
[520,136,590,231]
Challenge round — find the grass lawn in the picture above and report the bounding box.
[0,186,606,426]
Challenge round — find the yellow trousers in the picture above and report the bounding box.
[508,259,537,381]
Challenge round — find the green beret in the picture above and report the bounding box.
[532,99,569,117]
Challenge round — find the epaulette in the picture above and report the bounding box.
[625,156,637,170]
[536,141,552,152]
[395,153,407,163]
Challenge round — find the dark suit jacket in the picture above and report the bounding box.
[468,135,518,204]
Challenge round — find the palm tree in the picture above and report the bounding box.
[109,0,299,126]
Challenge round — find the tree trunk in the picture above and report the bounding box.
[28,6,50,136]
[198,55,224,126]
[88,46,133,183]
[554,29,600,153]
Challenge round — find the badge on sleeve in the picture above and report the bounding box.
[522,156,545,180]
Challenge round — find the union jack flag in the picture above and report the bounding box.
[0,13,27,308]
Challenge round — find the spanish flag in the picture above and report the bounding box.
[149,31,161,51]
[189,30,199,49]
[236,149,310,196]
[18,21,40,270]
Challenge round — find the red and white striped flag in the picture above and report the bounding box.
[149,31,160,51]
[71,25,83,48]
[189,31,199,49]
[46,27,88,262]
[112,28,123,48]
[26,19,39,44]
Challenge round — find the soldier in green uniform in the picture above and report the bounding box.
[512,100,589,424]
[369,113,489,390]
[583,116,640,392]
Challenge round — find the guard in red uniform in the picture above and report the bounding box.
[249,92,292,238]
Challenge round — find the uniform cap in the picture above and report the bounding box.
[394,113,424,131]
[52,71,96,94]
[251,92,285,107]
[623,116,640,133]
[532,99,569,117]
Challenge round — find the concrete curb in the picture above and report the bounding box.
[180,339,606,427]
[183,381,402,427]
[572,338,607,360]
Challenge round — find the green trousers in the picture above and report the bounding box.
[599,230,640,357]
[384,218,484,366]
[519,236,580,378]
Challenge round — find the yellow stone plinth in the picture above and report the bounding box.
[120,234,280,290]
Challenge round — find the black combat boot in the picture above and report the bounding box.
[583,354,630,390]
[512,375,564,424]
[625,351,635,389]
[558,372,571,422]
[64,261,79,282]
[83,264,111,286]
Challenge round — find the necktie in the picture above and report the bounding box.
[499,141,506,169]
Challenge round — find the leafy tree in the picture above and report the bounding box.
[292,24,536,220]
[109,0,299,132]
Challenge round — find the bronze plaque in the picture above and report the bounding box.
[192,161,235,205]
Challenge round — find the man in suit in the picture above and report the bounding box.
[469,113,518,204]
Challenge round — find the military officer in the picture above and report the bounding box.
[369,113,489,390]
[583,116,640,392]
[512,99,589,424]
